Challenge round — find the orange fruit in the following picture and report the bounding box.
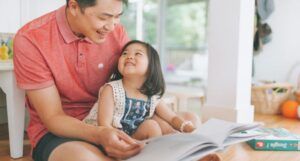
[298,107,300,118]
[281,100,299,119]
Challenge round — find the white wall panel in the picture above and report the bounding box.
[0,0,21,33]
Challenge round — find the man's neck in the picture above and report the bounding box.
[65,8,85,38]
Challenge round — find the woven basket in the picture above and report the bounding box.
[251,83,293,114]
[295,90,300,103]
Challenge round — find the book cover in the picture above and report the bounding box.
[247,128,300,151]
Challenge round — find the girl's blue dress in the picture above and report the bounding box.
[120,95,151,135]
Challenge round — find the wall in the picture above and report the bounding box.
[254,0,300,87]
[0,0,64,123]
[0,0,64,33]
[21,0,64,26]
[0,0,21,33]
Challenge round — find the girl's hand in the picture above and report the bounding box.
[183,122,195,133]
[171,116,195,133]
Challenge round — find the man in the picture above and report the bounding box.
[14,0,220,160]
[14,0,141,160]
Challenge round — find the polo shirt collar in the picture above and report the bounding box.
[56,6,93,44]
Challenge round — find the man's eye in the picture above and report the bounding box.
[98,17,107,21]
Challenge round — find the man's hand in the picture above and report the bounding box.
[96,127,144,159]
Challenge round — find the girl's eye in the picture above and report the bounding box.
[136,52,142,55]
[122,52,127,55]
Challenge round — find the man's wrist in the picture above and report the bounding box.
[83,124,105,144]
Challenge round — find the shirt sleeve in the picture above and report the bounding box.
[13,33,54,90]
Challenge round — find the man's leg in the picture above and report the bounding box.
[49,141,114,161]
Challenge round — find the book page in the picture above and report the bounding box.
[125,118,263,161]
[223,133,266,147]
[179,146,220,161]
[125,133,216,161]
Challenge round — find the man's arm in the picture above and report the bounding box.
[26,85,143,159]
[26,85,101,142]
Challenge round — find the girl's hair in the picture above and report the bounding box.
[110,40,165,98]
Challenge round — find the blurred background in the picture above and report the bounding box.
[0,0,300,121]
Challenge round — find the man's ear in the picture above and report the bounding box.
[67,0,81,16]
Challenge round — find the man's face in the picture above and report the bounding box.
[74,0,123,44]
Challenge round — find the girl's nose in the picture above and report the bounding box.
[126,55,134,59]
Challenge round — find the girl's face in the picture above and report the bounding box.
[118,43,149,78]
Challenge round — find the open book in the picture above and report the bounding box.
[126,118,265,161]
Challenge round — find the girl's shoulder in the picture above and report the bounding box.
[107,79,122,85]
[105,79,125,101]
[99,80,122,96]
[106,79,124,89]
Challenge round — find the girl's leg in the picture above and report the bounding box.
[49,141,115,161]
[152,114,177,135]
[131,120,162,140]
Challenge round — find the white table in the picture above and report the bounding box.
[0,60,25,158]
[166,85,205,111]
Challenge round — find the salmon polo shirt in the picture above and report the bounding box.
[13,5,129,147]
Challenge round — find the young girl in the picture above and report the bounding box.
[84,40,196,140]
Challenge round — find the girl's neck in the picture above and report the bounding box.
[122,77,147,99]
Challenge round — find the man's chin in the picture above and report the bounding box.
[88,36,106,44]
[93,38,106,44]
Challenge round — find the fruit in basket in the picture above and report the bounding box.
[298,107,300,119]
[295,90,300,103]
[281,100,299,119]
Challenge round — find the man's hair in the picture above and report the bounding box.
[110,40,166,98]
[66,0,128,10]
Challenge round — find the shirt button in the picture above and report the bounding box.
[98,63,104,69]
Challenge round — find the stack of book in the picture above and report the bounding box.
[247,128,300,151]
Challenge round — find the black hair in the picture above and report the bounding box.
[110,40,165,98]
[66,0,128,10]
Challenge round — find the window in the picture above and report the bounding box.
[122,0,208,88]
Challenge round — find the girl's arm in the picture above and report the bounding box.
[155,100,195,133]
[98,85,115,128]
